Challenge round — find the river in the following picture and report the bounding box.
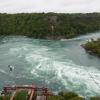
[0,32,100,98]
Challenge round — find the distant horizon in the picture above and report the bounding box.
[0,12,100,14]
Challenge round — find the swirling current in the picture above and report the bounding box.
[0,32,100,98]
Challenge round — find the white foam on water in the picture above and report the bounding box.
[26,53,100,97]
[9,46,28,54]
[1,35,100,98]
[0,69,7,74]
[60,32,100,42]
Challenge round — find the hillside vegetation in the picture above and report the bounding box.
[0,91,100,100]
[0,13,100,39]
[83,39,100,57]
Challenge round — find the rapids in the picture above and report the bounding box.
[0,32,100,98]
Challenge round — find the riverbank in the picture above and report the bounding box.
[83,39,100,57]
[0,90,100,100]
[0,13,100,39]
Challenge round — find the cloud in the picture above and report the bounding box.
[0,0,100,13]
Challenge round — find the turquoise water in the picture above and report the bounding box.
[0,32,100,98]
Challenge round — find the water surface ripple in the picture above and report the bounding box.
[0,32,100,98]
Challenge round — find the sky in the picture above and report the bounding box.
[0,0,100,13]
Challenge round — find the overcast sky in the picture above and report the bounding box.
[0,0,100,13]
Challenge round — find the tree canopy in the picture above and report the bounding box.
[83,38,100,57]
[0,13,100,39]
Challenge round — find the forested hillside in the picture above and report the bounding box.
[0,13,100,39]
[83,39,100,57]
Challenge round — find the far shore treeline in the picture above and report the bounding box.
[0,13,100,39]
